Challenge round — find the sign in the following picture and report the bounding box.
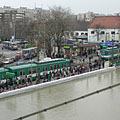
[64,46,70,49]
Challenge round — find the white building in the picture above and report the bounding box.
[88,16,120,43]
[65,31,88,38]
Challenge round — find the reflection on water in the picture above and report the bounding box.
[0,69,120,120]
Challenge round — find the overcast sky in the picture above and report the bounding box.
[0,0,120,14]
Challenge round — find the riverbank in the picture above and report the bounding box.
[0,66,116,99]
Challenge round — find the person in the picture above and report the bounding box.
[89,56,91,62]
[36,77,40,84]
[109,61,111,67]
[102,60,105,68]
[89,63,92,71]
[63,70,66,77]
[5,80,9,90]
[98,61,101,69]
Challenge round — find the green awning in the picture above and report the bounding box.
[5,72,15,78]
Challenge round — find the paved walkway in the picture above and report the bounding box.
[72,53,100,66]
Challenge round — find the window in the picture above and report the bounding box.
[65,31,69,36]
[50,66,53,70]
[101,31,105,34]
[70,32,74,36]
[102,40,104,42]
[91,31,95,34]
[45,67,47,71]
[54,65,56,69]
[14,72,17,76]
[20,71,22,76]
[76,32,79,36]
[111,31,115,34]
[23,71,25,75]
[81,33,84,35]
[85,33,88,36]
[37,68,40,72]
[33,69,36,73]
[57,64,60,68]
[43,67,45,71]
[29,69,31,74]
[43,66,47,71]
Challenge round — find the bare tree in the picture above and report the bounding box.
[94,24,104,42]
[19,6,74,57]
[44,6,73,56]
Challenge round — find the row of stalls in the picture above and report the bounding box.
[62,42,119,58]
[99,42,119,49]
[54,43,98,58]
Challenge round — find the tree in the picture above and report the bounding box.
[43,6,73,56]
[94,24,104,42]
[19,6,74,57]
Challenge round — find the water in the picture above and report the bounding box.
[0,69,120,120]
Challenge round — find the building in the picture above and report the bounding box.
[65,31,88,39]
[0,6,50,21]
[88,16,120,43]
[0,10,25,40]
[76,12,105,22]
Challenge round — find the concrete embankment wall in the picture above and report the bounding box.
[0,67,116,99]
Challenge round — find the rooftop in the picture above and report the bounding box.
[89,16,120,29]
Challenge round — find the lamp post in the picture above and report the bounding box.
[112,39,114,65]
[2,46,3,60]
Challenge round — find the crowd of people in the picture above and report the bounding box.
[0,59,106,93]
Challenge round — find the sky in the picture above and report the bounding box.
[0,0,120,14]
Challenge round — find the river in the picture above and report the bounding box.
[0,69,120,120]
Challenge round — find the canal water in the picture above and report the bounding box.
[0,69,120,120]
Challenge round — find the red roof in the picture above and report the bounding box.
[89,16,120,29]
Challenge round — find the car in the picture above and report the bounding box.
[28,59,37,63]
[16,52,22,59]
[3,58,13,64]
[23,53,30,59]
[16,61,26,65]
[11,56,17,62]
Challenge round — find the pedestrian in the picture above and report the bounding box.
[36,77,40,84]
[99,62,101,69]
[102,60,105,68]
[63,70,66,77]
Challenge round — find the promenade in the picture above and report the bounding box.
[0,50,112,96]
[0,64,115,99]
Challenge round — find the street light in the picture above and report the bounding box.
[112,39,114,65]
[2,46,4,61]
